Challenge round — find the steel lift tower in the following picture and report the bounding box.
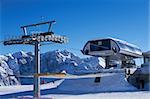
[3,20,68,98]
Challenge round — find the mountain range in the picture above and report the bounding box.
[0,50,104,86]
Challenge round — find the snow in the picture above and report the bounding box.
[0,55,8,61]
[0,85,149,99]
[98,57,106,68]
[42,91,150,99]
[0,79,64,95]
[0,66,6,74]
[0,50,149,98]
[54,73,137,93]
[0,50,104,86]
[0,57,20,86]
[12,51,28,58]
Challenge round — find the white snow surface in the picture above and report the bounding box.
[0,50,149,98]
[0,85,149,99]
[0,79,64,95]
[43,91,150,99]
[55,73,137,93]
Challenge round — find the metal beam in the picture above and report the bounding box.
[4,34,68,45]
[20,20,56,28]
[34,41,40,98]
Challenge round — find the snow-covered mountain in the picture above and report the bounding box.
[0,50,104,86]
[0,55,20,86]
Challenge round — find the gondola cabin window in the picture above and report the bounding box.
[90,39,110,51]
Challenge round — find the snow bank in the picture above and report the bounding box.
[0,79,64,95]
[42,91,150,99]
[56,73,137,93]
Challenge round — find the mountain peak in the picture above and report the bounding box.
[0,49,105,86]
[12,51,28,58]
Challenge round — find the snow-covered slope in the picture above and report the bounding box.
[53,73,137,94]
[0,50,104,86]
[0,79,64,95]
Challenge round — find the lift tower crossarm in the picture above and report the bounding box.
[4,33,68,45]
[20,21,55,28]
[20,20,56,35]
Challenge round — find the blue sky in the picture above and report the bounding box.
[0,0,149,57]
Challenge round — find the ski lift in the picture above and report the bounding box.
[81,37,142,68]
